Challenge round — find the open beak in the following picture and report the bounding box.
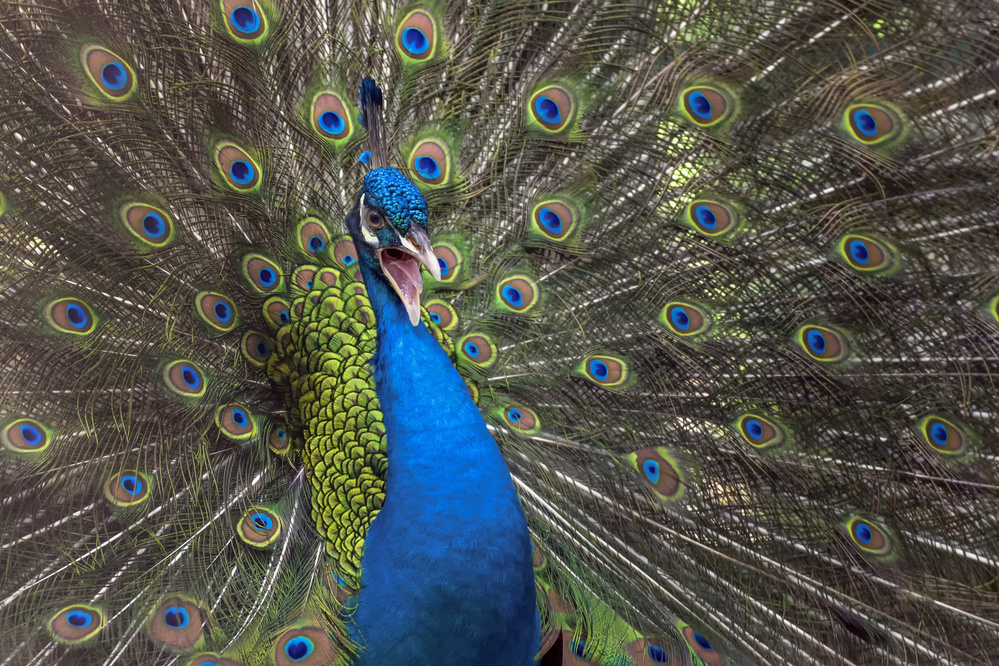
[378,226,441,326]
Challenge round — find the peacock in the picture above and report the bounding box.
[1,0,998,663]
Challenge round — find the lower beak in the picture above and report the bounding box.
[378,227,441,326]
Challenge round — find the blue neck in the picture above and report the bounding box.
[350,258,538,665]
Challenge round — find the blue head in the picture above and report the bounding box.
[346,167,441,325]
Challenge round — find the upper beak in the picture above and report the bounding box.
[402,226,441,282]
[380,226,441,326]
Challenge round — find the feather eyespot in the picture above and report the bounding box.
[121,202,176,247]
[678,623,724,666]
[531,199,579,241]
[333,240,359,269]
[163,360,207,398]
[625,638,674,666]
[528,84,576,133]
[274,627,337,666]
[685,199,738,237]
[263,297,292,329]
[311,91,352,142]
[293,267,319,294]
[499,403,540,435]
[579,355,629,388]
[836,235,895,273]
[627,448,685,501]
[396,8,439,62]
[149,597,204,649]
[43,297,96,335]
[196,292,237,332]
[242,254,284,293]
[80,45,136,100]
[269,424,290,455]
[845,103,899,145]
[845,516,895,559]
[680,86,731,127]
[241,331,272,366]
[221,0,268,42]
[424,300,457,330]
[214,141,261,192]
[48,605,105,644]
[408,137,452,187]
[660,302,711,336]
[297,218,329,257]
[796,325,849,362]
[104,471,151,506]
[917,415,970,456]
[188,654,241,666]
[458,334,497,369]
[238,507,281,548]
[216,404,258,440]
[495,275,539,313]
[735,414,785,450]
[2,418,51,455]
[431,242,461,283]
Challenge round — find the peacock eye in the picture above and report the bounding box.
[366,209,385,230]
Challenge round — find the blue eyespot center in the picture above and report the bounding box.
[402,27,429,55]
[508,408,522,423]
[66,303,88,328]
[647,644,668,662]
[101,62,126,90]
[121,475,142,495]
[437,257,449,276]
[251,512,273,530]
[277,429,287,440]
[670,307,689,329]
[342,254,355,265]
[306,280,314,289]
[849,240,869,264]
[258,268,276,286]
[181,366,200,389]
[854,109,877,136]
[319,111,344,134]
[807,330,826,354]
[464,342,479,358]
[429,313,441,324]
[143,212,165,237]
[502,285,523,306]
[746,419,763,440]
[164,606,189,629]
[279,311,290,324]
[230,160,254,185]
[415,156,440,180]
[308,236,325,252]
[854,522,873,544]
[214,302,231,322]
[692,631,712,650]
[535,96,561,124]
[232,408,247,426]
[571,639,586,657]
[19,424,41,444]
[643,459,660,483]
[256,341,270,357]
[589,359,608,380]
[231,6,260,33]
[695,205,717,229]
[285,636,314,661]
[689,92,712,119]
[539,207,562,233]
[66,610,92,628]
[930,423,949,447]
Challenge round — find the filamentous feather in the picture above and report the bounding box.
[1,0,998,664]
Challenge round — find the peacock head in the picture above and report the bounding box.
[347,167,441,325]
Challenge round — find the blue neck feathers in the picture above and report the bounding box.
[350,256,539,665]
